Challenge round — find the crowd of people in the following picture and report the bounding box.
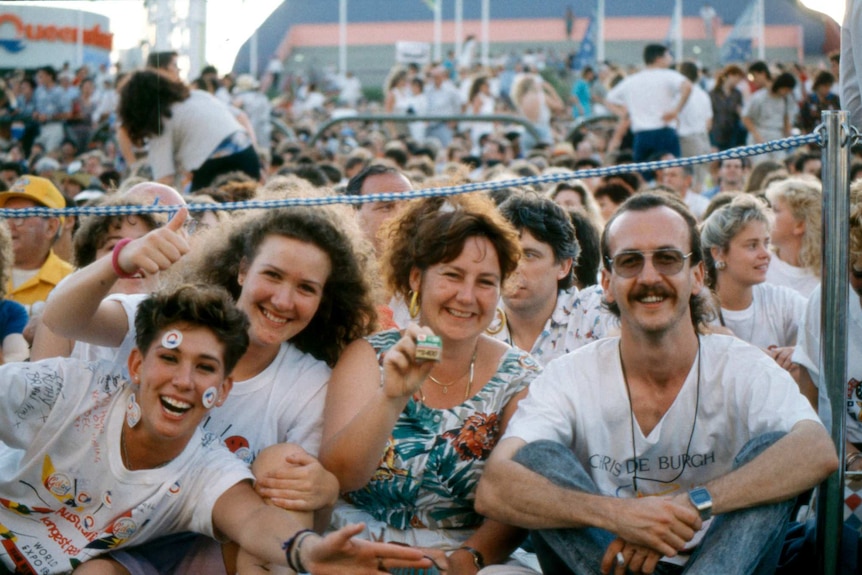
[0,37,858,575]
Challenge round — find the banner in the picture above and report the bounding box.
[719,2,760,63]
[573,13,596,70]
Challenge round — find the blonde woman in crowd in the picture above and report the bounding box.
[764,177,822,298]
[701,194,806,371]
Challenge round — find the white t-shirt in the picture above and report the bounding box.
[683,190,710,220]
[504,335,818,501]
[718,283,806,348]
[147,90,243,179]
[677,84,713,137]
[0,359,254,573]
[200,342,331,461]
[491,285,618,367]
[792,286,862,443]
[743,89,795,141]
[766,255,820,298]
[70,293,147,372]
[606,68,689,132]
[113,294,331,459]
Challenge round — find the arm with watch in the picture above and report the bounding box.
[600,425,835,575]
[444,519,527,574]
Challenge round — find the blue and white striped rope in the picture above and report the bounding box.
[0,132,821,220]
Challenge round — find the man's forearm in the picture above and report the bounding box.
[706,420,838,515]
[476,449,615,530]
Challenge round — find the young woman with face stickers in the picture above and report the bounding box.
[320,194,542,575]
[41,204,378,574]
[701,194,807,371]
[0,284,430,575]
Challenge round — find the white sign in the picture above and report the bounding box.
[0,5,112,69]
[395,41,431,64]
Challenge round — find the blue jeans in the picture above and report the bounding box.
[632,127,681,163]
[514,434,794,575]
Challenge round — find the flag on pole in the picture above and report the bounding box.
[573,13,597,70]
[665,0,681,49]
[719,3,759,63]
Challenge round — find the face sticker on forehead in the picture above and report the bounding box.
[201,387,218,409]
[161,329,183,349]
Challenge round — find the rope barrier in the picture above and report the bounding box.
[0,131,822,220]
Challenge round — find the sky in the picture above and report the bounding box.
[2,0,283,72]
[798,0,844,24]
[3,0,845,72]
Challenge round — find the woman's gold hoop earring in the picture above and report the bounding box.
[408,290,421,318]
[485,307,507,335]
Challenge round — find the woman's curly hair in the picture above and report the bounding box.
[118,69,190,145]
[764,177,822,278]
[183,206,378,367]
[381,192,521,300]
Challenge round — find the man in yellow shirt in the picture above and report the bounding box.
[0,176,73,312]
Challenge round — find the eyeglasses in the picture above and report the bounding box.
[605,248,693,279]
[1,214,36,227]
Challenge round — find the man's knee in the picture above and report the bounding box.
[512,440,597,493]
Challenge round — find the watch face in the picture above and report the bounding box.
[690,488,711,506]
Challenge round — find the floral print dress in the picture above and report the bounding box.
[330,329,541,549]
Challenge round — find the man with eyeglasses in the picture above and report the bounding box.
[477,192,836,574]
[0,176,74,313]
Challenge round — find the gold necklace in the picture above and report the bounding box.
[424,344,478,401]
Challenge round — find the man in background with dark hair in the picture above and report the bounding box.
[478,192,836,575]
[345,164,412,255]
[605,44,692,163]
[703,157,750,199]
[495,193,611,367]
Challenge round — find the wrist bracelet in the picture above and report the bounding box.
[846,452,862,469]
[111,238,140,279]
[456,545,485,569]
[283,528,315,573]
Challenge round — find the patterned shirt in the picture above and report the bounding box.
[490,285,617,367]
[340,330,541,535]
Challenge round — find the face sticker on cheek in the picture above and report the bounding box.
[161,329,183,349]
[201,387,218,409]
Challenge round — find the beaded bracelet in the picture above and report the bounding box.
[456,545,485,569]
[282,528,315,573]
[846,451,862,470]
[111,238,140,279]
